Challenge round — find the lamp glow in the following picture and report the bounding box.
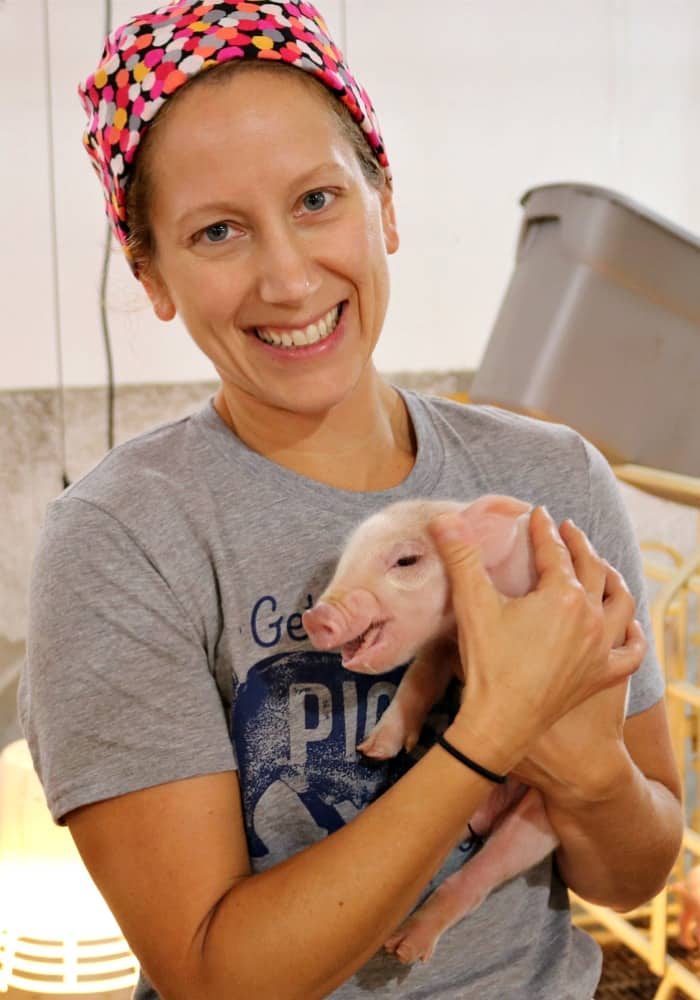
[0,740,139,993]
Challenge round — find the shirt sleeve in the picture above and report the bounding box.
[581,438,666,717]
[18,496,236,823]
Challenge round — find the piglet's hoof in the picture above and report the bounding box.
[384,918,439,965]
[358,726,420,760]
[357,731,402,759]
[358,719,414,759]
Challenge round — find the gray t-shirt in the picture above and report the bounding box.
[19,391,664,999]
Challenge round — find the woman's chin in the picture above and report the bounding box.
[264,369,376,418]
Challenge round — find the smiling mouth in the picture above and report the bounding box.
[340,619,388,667]
[253,303,343,348]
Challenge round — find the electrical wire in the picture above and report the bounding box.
[42,0,116,486]
[100,0,116,452]
[41,0,70,489]
[100,225,116,452]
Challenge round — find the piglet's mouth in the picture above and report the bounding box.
[341,619,388,670]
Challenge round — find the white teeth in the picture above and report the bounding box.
[255,304,341,348]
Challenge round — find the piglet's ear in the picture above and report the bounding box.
[457,511,517,568]
[457,495,531,569]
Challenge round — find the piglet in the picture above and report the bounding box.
[303,495,537,758]
[302,495,559,963]
[672,866,700,950]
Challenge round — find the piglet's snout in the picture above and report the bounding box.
[303,602,343,649]
[303,589,381,651]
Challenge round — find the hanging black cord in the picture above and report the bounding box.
[42,0,115,485]
[41,0,70,489]
[100,220,115,452]
[100,0,116,452]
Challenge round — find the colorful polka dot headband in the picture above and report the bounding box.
[79,1,391,271]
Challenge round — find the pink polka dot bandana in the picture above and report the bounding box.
[78,1,391,270]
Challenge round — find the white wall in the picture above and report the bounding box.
[2,0,699,389]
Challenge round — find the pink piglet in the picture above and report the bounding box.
[302,494,561,964]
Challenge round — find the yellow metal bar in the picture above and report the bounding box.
[667,680,700,710]
[653,974,677,1000]
[598,463,700,997]
[613,464,700,509]
[653,550,700,643]
[683,828,700,856]
[653,960,700,1000]
[570,894,662,970]
[572,892,700,997]
[650,888,669,974]
[641,542,686,568]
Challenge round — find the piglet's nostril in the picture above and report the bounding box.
[302,604,341,649]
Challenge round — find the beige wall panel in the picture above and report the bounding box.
[0,0,58,389]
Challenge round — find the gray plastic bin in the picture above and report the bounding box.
[469,182,700,475]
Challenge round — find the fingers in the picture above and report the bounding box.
[559,519,607,602]
[428,512,503,622]
[602,562,636,648]
[559,518,636,650]
[528,506,577,586]
[607,619,647,682]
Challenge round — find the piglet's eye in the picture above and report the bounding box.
[396,555,420,568]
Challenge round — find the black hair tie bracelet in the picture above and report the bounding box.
[435,733,507,784]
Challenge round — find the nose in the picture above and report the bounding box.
[255,226,320,306]
[302,590,382,650]
[302,602,343,650]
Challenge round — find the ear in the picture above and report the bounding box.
[380,185,399,255]
[457,494,531,568]
[140,266,176,322]
[458,506,519,569]
[458,496,538,596]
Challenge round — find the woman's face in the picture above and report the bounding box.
[140,67,399,418]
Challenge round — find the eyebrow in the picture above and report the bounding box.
[174,161,348,231]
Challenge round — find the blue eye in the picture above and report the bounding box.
[303,190,331,212]
[203,222,230,243]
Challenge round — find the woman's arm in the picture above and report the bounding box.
[511,520,682,910]
[67,508,643,1000]
[546,697,682,910]
[68,742,499,1000]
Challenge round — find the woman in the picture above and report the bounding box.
[20,3,681,998]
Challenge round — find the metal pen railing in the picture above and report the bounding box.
[572,465,700,1000]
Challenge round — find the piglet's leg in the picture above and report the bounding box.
[678,900,697,950]
[359,639,457,759]
[671,883,700,949]
[385,787,558,964]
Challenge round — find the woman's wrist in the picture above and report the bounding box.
[441,719,523,780]
[534,739,633,812]
[434,733,508,784]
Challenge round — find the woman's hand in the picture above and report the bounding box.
[428,506,646,773]
[512,518,646,804]
[511,680,630,804]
